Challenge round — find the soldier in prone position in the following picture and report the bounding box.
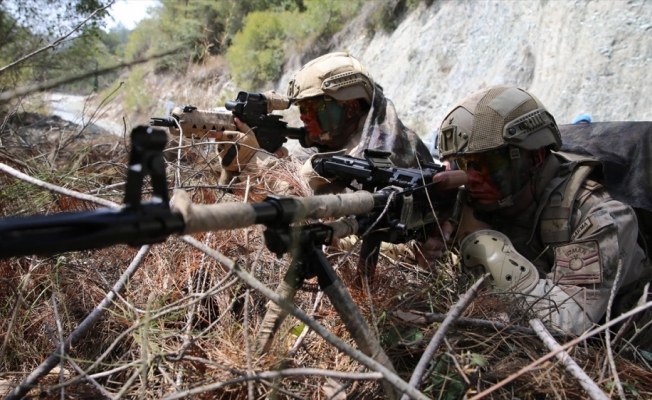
[428,85,650,335]
[208,52,434,191]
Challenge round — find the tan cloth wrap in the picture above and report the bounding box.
[262,90,291,112]
[290,191,375,221]
[169,106,236,138]
[172,190,375,235]
[172,189,257,234]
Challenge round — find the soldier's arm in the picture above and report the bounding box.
[461,188,646,335]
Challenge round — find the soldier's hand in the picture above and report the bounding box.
[207,118,286,158]
[204,118,259,172]
[416,220,455,268]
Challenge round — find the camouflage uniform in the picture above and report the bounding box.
[240,53,433,193]
[467,151,647,335]
[440,86,649,335]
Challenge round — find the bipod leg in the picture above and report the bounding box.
[254,261,303,355]
[356,231,383,289]
[312,245,400,400]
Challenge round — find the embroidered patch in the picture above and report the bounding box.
[571,218,593,241]
[553,240,602,285]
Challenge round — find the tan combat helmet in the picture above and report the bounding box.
[438,86,562,161]
[287,52,375,105]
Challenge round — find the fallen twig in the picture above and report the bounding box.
[403,311,572,339]
[468,300,652,400]
[604,259,626,399]
[181,235,430,400]
[5,245,151,400]
[162,368,385,400]
[400,273,489,400]
[530,319,608,400]
[0,162,118,208]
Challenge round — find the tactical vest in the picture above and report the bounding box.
[537,151,602,246]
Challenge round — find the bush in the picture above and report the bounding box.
[226,11,287,90]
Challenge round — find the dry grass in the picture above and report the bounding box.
[1,113,652,399]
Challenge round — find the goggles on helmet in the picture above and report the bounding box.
[456,148,512,176]
[297,96,344,135]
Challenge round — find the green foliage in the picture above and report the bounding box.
[367,0,425,34]
[424,355,468,400]
[122,65,156,114]
[0,0,125,95]
[383,325,423,348]
[226,11,287,90]
[7,0,110,37]
[226,0,363,90]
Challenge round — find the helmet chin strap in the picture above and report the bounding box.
[471,146,529,213]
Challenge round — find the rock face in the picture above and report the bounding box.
[280,0,652,139]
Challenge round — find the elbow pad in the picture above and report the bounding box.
[460,229,538,293]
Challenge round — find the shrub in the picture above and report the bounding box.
[226,11,287,91]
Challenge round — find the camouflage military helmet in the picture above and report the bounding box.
[287,52,375,105]
[438,86,562,161]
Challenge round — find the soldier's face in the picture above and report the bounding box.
[458,148,515,205]
[297,96,345,138]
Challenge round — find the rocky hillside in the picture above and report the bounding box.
[279,0,652,138]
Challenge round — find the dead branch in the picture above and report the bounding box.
[604,259,626,399]
[161,368,385,400]
[0,162,118,208]
[468,300,652,400]
[5,245,151,400]
[0,1,115,74]
[400,273,489,400]
[408,311,572,339]
[530,318,608,400]
[180,235,430,400]
[0,47,182,103]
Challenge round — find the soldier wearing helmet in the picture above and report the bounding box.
[436,86,647,335]
[215,52,433,192]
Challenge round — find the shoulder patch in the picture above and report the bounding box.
[553,240,602,285]
[571,218,593,241]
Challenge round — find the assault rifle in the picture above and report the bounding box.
[312,149,463,283]
[149,91,325,154]
[0,126,464,400]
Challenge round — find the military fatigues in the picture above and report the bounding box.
[238,88,433,195]
[473,152,648,335]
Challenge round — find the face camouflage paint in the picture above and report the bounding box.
[297,96,344,135]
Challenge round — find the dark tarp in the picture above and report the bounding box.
[559,121,652,213]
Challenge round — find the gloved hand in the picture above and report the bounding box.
[299,150,349,194]
[208,117,286,172]
[415,170,468,268]
[415,220,455,268]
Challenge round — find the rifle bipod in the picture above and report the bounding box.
[254,221,400,399]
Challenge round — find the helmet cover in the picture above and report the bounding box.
[438,86,562,161]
